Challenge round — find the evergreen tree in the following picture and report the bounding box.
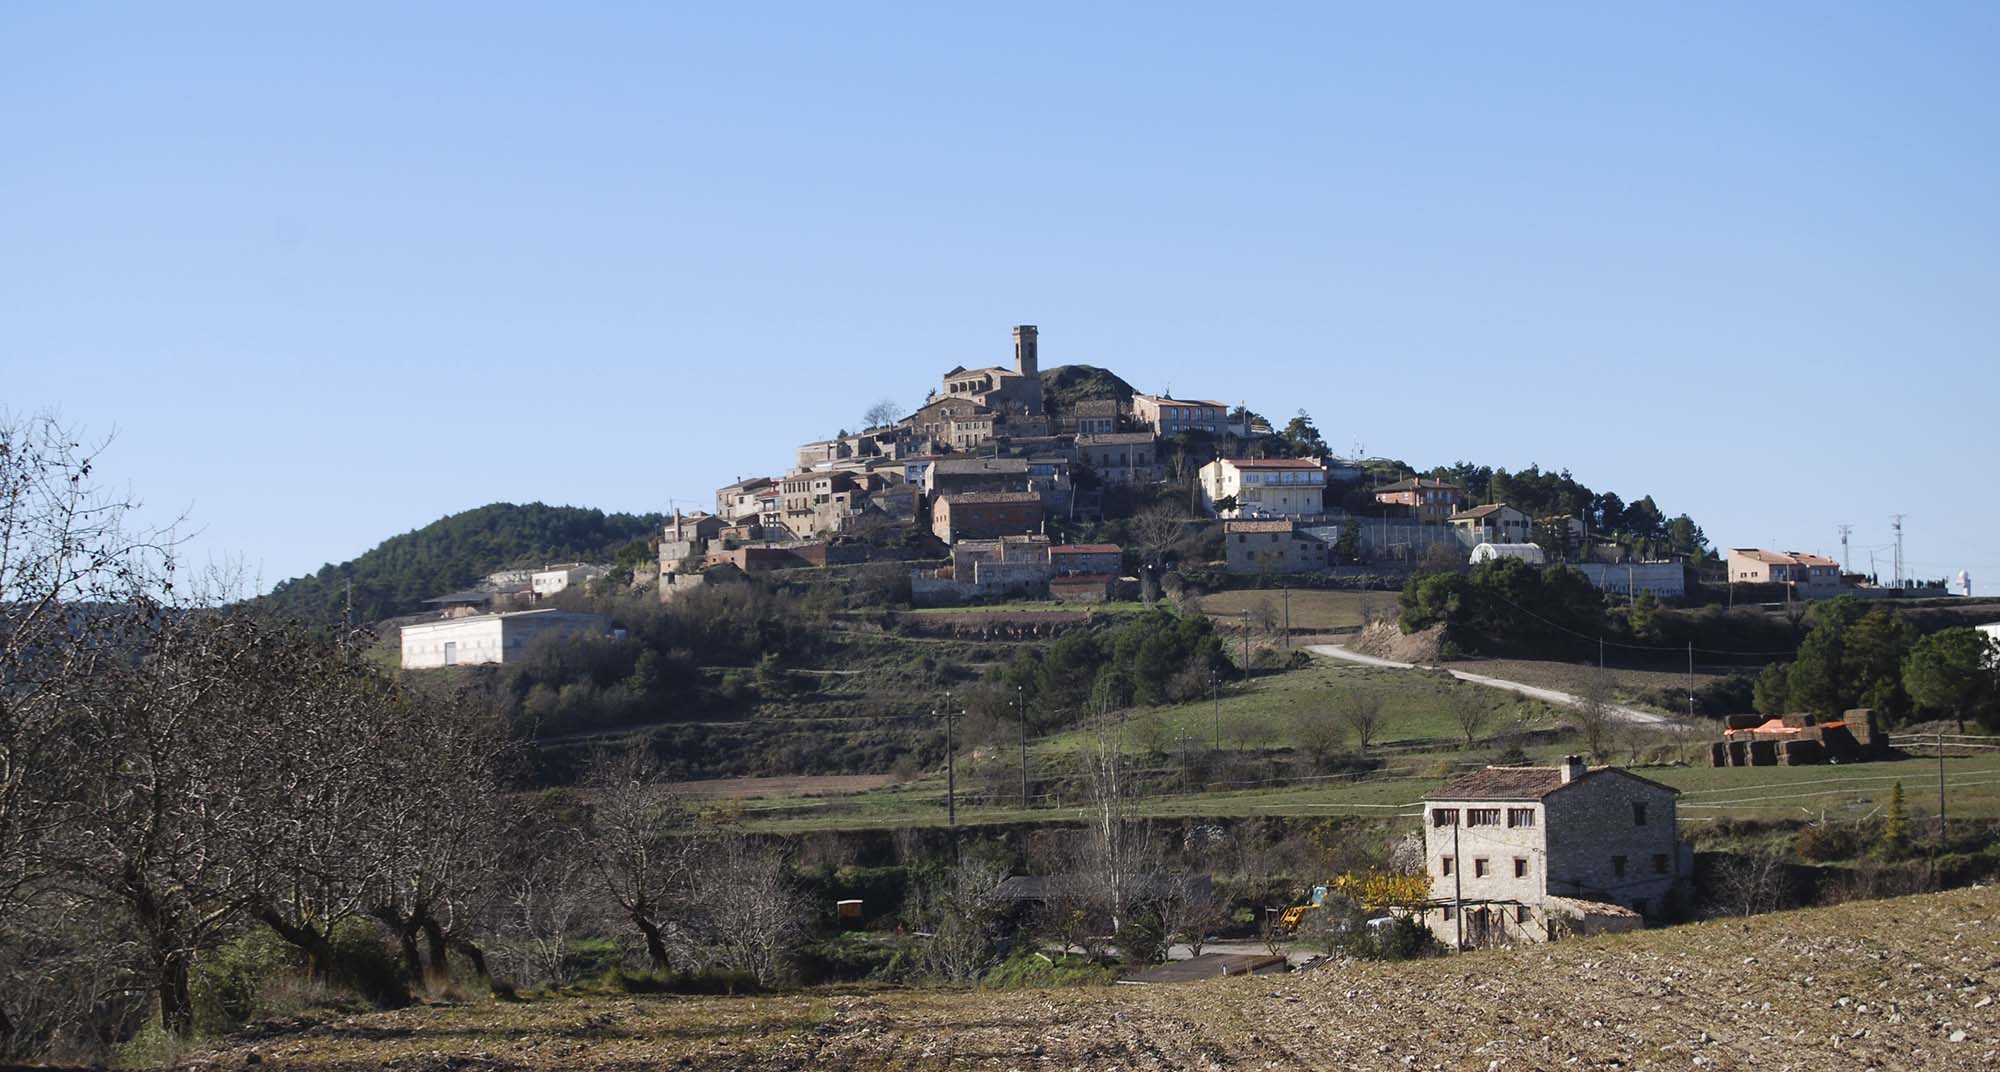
[1876,781,1908,859]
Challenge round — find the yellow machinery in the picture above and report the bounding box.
[1278,884,1331,932]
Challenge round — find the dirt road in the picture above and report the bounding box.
[1305,642,1671,726]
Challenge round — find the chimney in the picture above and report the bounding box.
[1560,755,1587,783]
[1013,324,1039,378]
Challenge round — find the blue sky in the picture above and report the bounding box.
[5,4,1996,591]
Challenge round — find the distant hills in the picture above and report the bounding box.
[262,502,663,624]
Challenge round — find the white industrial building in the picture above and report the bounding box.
[400,608,613,669]
[1571,561,1688,599]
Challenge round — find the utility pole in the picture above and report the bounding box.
[1018,685,1029,808]
[1938,730,1947,848]
[1598,635,1605,671]
[946,706,958,829]
[1282,584,1291,649]
[1892,514,1906,588]
[1242,610,1251,676]
[1687,641,1695,723]
[1211,671,1221,752]
[1837,523,1853,574]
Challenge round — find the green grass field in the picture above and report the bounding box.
[734,750,2000,834]
[1030,660,1567,756]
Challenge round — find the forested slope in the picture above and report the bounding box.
[262,502,662,624]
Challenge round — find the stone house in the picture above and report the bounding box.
[1075,432,1161,486]
[715,476,778,523]
[909,398,995,445]
[1130,394,1238,437]
[1050,543,1122,576]
[1222,519,1327,574]
[931,491,1044,544]
[1419,759,1691,948]
[1054,398,1121,436]
[926,456,1032,497]
[530,563,606,598]
[659,512,730,574]
[1199,457,1328,518]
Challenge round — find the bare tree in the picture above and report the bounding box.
[1567,671,1616,761]
[909,857,1009,983]
[0,416,179,1050]
[500,842,593,987]
[691,833,807,987]
[1709,849,1793,917]
[573,744,693,972]
[1155,874,1227,957]
[1079,705,1161,931]
[1128,503,1189,571]
[1449,688,1493,749]
[1288,707,1345,771]
[1336,689,1385,753]
[53,605,288,1038]
[862,398,902,431]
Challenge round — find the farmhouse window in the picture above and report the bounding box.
[1516,905,1530,923]
[1612,855,1628,877]
[1441,857,1454,877]
[1506,808,1535,828]
[1633,802,1648,825]
[1466,808,1501,827]
[1652,853,1669,874]
[1443,905,1456,921]
[1431,808,1459,827]
[1473,858,1490,878]
[1513,858,1528,878]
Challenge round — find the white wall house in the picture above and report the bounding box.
[400,609,613,670]
[1418,759,1690,949]
[1198,457,1327,518]
[531,564,606,598]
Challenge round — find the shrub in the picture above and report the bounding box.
[1792,823,1864,863]
[1113,910,1168,966]
[981,950,1119,989]
[599,967,762,995]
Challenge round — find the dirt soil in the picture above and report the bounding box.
[1352,620,1444,664]
[171,887,1999,1071]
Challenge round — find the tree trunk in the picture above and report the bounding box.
[634,915,671,971]
[450,936,491,980]
[0,998,15,1047]
[419,916,450,982]
[259,907,333,980]
[373,907,424,980]
[158,951,195,1038]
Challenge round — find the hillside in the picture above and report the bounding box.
[1041,363,1137,411]
[262,502,663,624]
[173,885,1996,1070]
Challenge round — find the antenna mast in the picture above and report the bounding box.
[1891,514,1906,588]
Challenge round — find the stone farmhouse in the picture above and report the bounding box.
[1417,758,1691,948]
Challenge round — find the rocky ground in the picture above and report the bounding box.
[175,887,1998,1071]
